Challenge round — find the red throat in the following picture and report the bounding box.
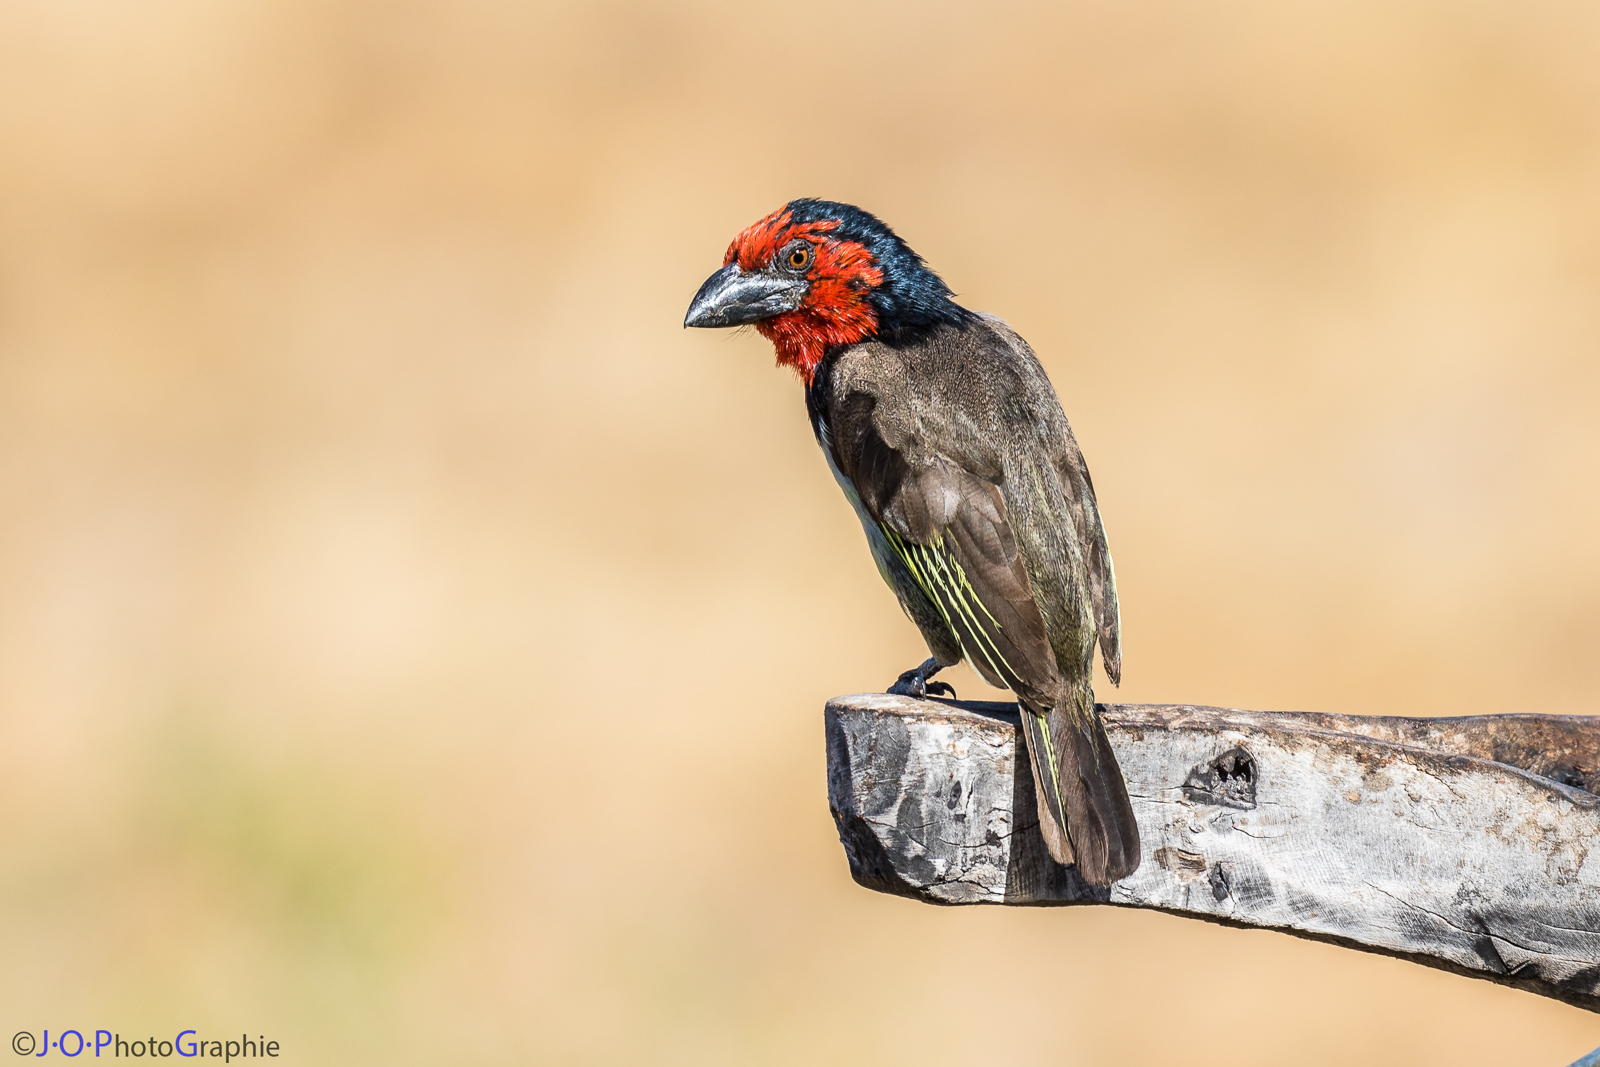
[725,208,884,384]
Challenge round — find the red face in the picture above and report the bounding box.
[698,205,885,382]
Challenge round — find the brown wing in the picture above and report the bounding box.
[1055,430,1122,685]
[826,389,1062,709]
[828,317,1122,687]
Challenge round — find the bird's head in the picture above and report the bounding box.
[684,199,970,382]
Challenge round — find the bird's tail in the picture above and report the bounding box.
[1018,690,1140,886]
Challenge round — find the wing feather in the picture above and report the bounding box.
[1056,433,1122,685]
[819,327,1138,884]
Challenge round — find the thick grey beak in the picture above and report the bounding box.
[683,264,806,328]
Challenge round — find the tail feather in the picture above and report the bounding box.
[1018,706,1076,867]
[1019,698,1140,885]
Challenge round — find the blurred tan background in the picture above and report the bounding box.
[0,1,1597,1063]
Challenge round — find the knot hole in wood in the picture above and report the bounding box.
[1182,746,1258,810]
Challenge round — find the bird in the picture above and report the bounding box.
[683,199,1139,885]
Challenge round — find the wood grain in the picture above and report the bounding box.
[825,693,1600,1011]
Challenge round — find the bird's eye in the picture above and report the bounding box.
[786,245,810,270]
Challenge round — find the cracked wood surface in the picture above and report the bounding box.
[825,693,1600,1011]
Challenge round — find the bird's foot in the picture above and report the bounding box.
[887,658,956,700]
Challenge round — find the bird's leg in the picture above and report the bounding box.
[887,658,957,699]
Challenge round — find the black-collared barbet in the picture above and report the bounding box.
[684,200,1139,885]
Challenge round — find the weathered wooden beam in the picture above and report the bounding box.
[825,693,1600,1011]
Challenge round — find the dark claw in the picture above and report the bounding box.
[887,670,927,699]
[925,681,957,699]
[886,658,953,701]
